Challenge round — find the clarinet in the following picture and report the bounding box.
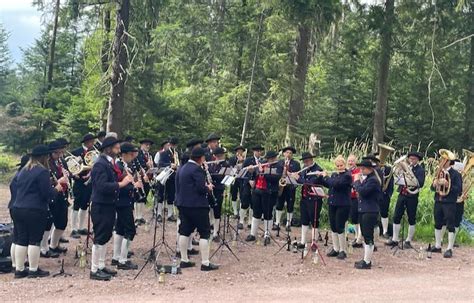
[203,162,217,208]
[130,161,147,199]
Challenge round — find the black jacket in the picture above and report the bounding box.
[254,161,283,194]
[322,170,352,207]
[91,155,120,206]
[210,160,230,192]
[297,164,324,201]
[13,166,57,211]
[431,167,463,203]
[398,164,426,197]
[175,161,209,208]
[353,172,382,213]
[116,160,135,208]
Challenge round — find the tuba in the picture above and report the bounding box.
[434,149,456,197]
[378,143,395,192]
[393,155,420,194]
[460,149,474,202]
[64,151,84,176]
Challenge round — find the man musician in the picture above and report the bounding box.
[133,138,154,225]
[157,137,179,222]
[228,145,246,218]
[204,133,221,161]
[348,154,363,248]
[94,131,107,150]
[274,146,301,232]
[208,147,230,241]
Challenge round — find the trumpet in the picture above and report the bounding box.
[434,149,456,197]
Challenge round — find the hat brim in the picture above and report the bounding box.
[407,152,423,160]
[282,147,296,153]
[99,139,123,151]
[139,140,154,145]
[356,162,376,168]
[300,155,316,160]
[81,137,96,143]
[205,137,220,143]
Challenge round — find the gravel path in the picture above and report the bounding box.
[0,184,473,302]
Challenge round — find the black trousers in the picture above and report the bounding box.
[276,186,297,213]
[115,206,136,241]
[178,207,211,239]
[164,177,176,204]
[230,180,240,201]
[393,194,419,225]
[359,212,378,245]
[379,194,391,218]
[213,189,224,219]
[434,202,456,232]
[91,203,115,245]
[240,181,253,210]
[154,183,165,203]
[350,198,359,224]
[328,205,350,234]
[252,189,277,220]
[73,182,92,211]
[455,202,464,228]
[50,195,69,230]
[300,198,323,228]
[136,182,151,203]
[9,209,17,244]
[11,208,48,246]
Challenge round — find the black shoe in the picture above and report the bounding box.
[188,248,199,255]
[337,251,347,260]
[127,251,134,257]
[352,242,363,248]
[245,235,256,242]
[139,218,146,224]
[403,241,413,249]
[28,268,50,278]
[157,215,163,223]
[354,259,365,266]
[297,243,306,249]
[430,247,442,253]
[168,215,177,222]
[212,235,221,243]
[117,261,138,270]
[59,237,69,243]
[247,224,251,229]
[77,229,88,236]
[111,259,119,266]
[272,224,280,231]
[90,270,111,281]
[192,238,199,246]
[101,267,117,276]
[70,230,81,239]
[14,269,28,279]
[443,249,453,258]
[134,219,143,226]
[326,249,339,257]
[285,225,291,232]
[354,260,371,269]
[237,223,244,230]
[180,261,196,268]
[454,243,459,248]
[201,263,219,271]
[40,250,60,258]
[176,251,181,258]
[50,246,67,254]
[382,233,390,239]
[374,246,378,252]
[385,240,399,247]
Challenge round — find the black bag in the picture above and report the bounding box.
[0,257,12,273]
[0,223,13,258]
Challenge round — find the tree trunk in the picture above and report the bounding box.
[372,0,394,152]
[285,23,311,146]
[235,0,247,83]
[465,13,474,149]
[45,0,60,99]
[106,0,130,138]
[99,8,111,131]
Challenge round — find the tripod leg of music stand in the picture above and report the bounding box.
[222,241,240,261]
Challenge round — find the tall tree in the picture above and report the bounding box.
[465,3,474,148]
[46,0,61,93]
[372,0,395,151]
[0,24,12,106]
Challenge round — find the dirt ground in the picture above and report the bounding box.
[0,184,473,302]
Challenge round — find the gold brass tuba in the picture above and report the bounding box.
[460,149,474,202]
[378,143,395,192]
[434,149,456,197]
[393,155,420,194]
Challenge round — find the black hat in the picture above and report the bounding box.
[99,137,122,151]
[191,147,206,158]
[160,139,169,147]
[234,145,245,152]
[169,137,179,145]
[81,133,96,143]
[252,145,264,151]
[300,152,316,161]
[31,144,51,156]
[356,159,377,168]
[201,142,208,149]
[97,131,107,138]
[281,146,296,153]
[265,151,278,159]
[48,140,65,152]
[124,135,134,142]
[56,138,70,146]
[17,154,30,167]
[212,147,226,155]
[407,151,423,160]
[139,139,154,145]
[186,138,204,148]
[362,154,380,163]
[205,133,221,142]
[120,142,138,154]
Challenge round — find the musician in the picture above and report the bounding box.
[429,157,462,258]
[347,154,363,248]
[208,147,230,241]
[453,160,466,246]
[274,146,301,232]
[124,135,134,143]
[228,145,246,218]
[94,131,107,150]
[11,144,66,278]
[89,137,133,280]
[175,147,219,271]
[292,152,324,248]
[133,138,154,225]
[386,152,425,248]
[153,139,169,221]
[379,160,394,239]
[238,145,264,230]
[320,156,352,260]
[70,133,96,239]
[353,159,382,269]
[112,142,142,270]
[204,133,221,161]
[245,151,283,245]
[157,137,179,222]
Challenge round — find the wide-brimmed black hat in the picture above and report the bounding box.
[99,137,122,151]
[160,139,169,147]
[169,137,179,145]
[124,135,134,142]
[407,151,423,160]
[362,154,380,163]
[81,133,96,143]
[252,145,264,151]
[191,147,206,158]
[97,131,107,138]
[213,147,227,155]
[139,139,154,145]
[205,133,221,142]
[186,138,204,148]
[120,142,138,154]
[281,146,296,153]
[234,145,245,152]
[31,144,51,156]
[300,152,316,161]
[56,138,70,146]
[17,154,30,167]
[357,159,377,168]
[48,140,65,152]
[265,151,278,159]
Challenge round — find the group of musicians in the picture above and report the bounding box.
[7,131,468,280]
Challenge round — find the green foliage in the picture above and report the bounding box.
[0,153,17,183]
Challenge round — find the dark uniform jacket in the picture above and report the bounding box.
[398,164,426,197]
[116,160,135,208]
[322,170,352,207]
[297,164,324,201]
[175,161,208,208]
[209,160,230,192]
[280,159,301,189]
[49,158,68,200]
[431,167,463,203]
[13,166,57,211]
[353,172,382,213]
[254,161,283,193]
[8,171,20,209]
[91,155,120,206]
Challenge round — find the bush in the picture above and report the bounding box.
[0,153,18,183]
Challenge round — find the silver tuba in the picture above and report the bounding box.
[393,155,420,194]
